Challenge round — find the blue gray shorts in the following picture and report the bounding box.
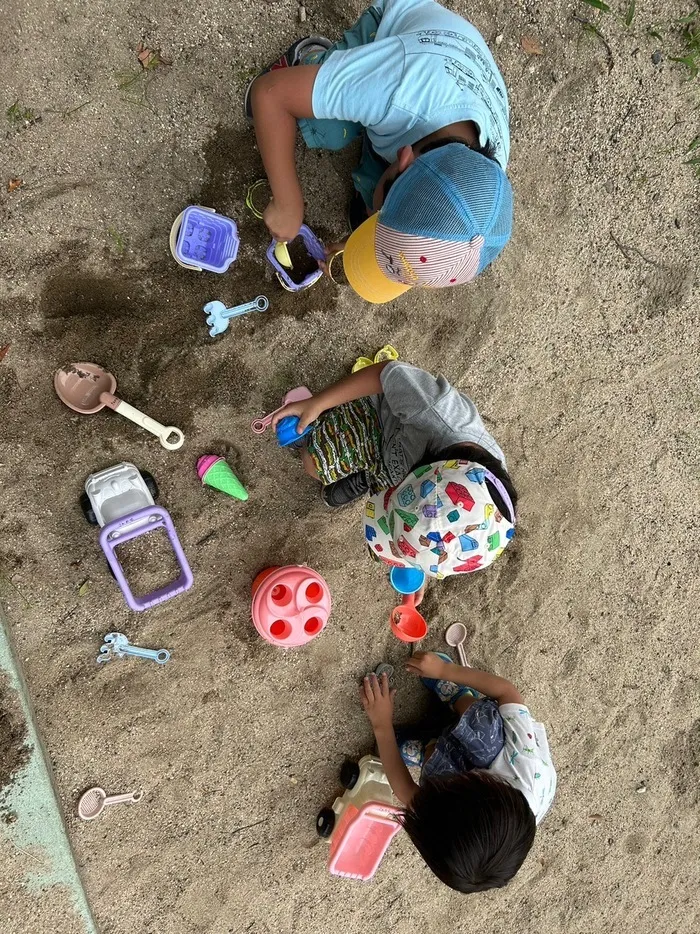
[420,698,505,783]
[298,7,389,208]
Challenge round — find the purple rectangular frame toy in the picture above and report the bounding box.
[99,505,194,612]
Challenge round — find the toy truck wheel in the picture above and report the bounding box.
[340,760,360,790]
[79,492,98,525]
[139,470,159,500]
[316,807,335,838]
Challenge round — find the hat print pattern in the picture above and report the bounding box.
[375,224,485,288]
[364,460,515,579]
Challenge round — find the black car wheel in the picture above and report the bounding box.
[339,760,360,790]
[316,807,335,838]
[139,469,159,501]
[80,492,98,525]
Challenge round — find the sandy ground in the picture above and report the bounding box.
[1,0,700,932]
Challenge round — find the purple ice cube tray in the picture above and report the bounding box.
[266,225,325,292]
[174,205,240,274]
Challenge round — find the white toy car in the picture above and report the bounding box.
[79,462,193,613]
[316,755,403,881]
[80,462,158,527]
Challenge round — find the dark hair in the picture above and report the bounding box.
[401,771,535,893]
[416,443,517,523]
[419,135,499,162]
[383,136,498,201]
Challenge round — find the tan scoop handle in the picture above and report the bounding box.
[103,790,143,807]
[101,394,184,450]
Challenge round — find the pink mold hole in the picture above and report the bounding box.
[305,582,323,604]
[271,584,292,606]
[304,616,323,636]
[269,619,292,640]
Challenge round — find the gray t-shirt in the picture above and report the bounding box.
[374,362,506,484]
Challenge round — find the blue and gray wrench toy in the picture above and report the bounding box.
[203,295,269,337]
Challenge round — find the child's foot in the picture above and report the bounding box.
[421,652,480,706]
[321,472,370,508]
[244,36,333,122]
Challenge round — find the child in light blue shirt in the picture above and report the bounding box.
[247,0,513,303]
[305,0,510,197]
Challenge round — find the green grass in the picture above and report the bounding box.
[115,47,172,105]
[6,100,35,126]
[668,9,700,78]
[107,227,127,255]
[576,1,700,179]
[685,135,700,176]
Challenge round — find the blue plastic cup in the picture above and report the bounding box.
[389,566,426,596]
[276,416,314,448]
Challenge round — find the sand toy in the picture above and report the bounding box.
[203,295,269,337]
[54,362,184,450]
[197,455,248,501]
[251,565,331,647]
[251,386,313,434]
[316,755,402,881]
[80,462,193,612]
[170,205,239,273]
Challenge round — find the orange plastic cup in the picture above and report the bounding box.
[390,595,428,643]
[251,566,280,597]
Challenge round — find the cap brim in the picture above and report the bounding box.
[343,213,411,304]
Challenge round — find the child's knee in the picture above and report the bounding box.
[301,448,320,480]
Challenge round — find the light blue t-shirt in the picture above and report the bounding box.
[312,0,510,169]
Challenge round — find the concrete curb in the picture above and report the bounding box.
[0,604,98,933]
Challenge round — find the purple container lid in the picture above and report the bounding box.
[266,225,325,292]
[175,205,240,274]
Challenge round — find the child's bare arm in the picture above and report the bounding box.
[360,673,418,806]
[406,653,524,706]
[271,362,389,432]
[251,66,320,241]
[373,725,418,806]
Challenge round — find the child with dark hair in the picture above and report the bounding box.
[359,652,556,892]
[272,359,517,578]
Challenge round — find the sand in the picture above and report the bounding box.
[1,0,699,932]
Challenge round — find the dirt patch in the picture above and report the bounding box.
[0,677,30,811]
[283,236,323,285]
[114,527,183,598]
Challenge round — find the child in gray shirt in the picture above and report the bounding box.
[271,360,516,526]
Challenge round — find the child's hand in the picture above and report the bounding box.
[271,397,322,432]
[359,672,396,732]
[318,241,348,280]
[405,652,448,681]
[264,196,304,242]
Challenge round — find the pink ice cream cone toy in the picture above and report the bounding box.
[251,566,331,647]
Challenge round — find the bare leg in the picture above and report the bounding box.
[300,447,321,480]
[452,693,478,717]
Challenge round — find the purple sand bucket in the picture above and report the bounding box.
[171,205,240,273]
[266,225,325,292]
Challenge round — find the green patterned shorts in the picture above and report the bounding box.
[307,397,392,493]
